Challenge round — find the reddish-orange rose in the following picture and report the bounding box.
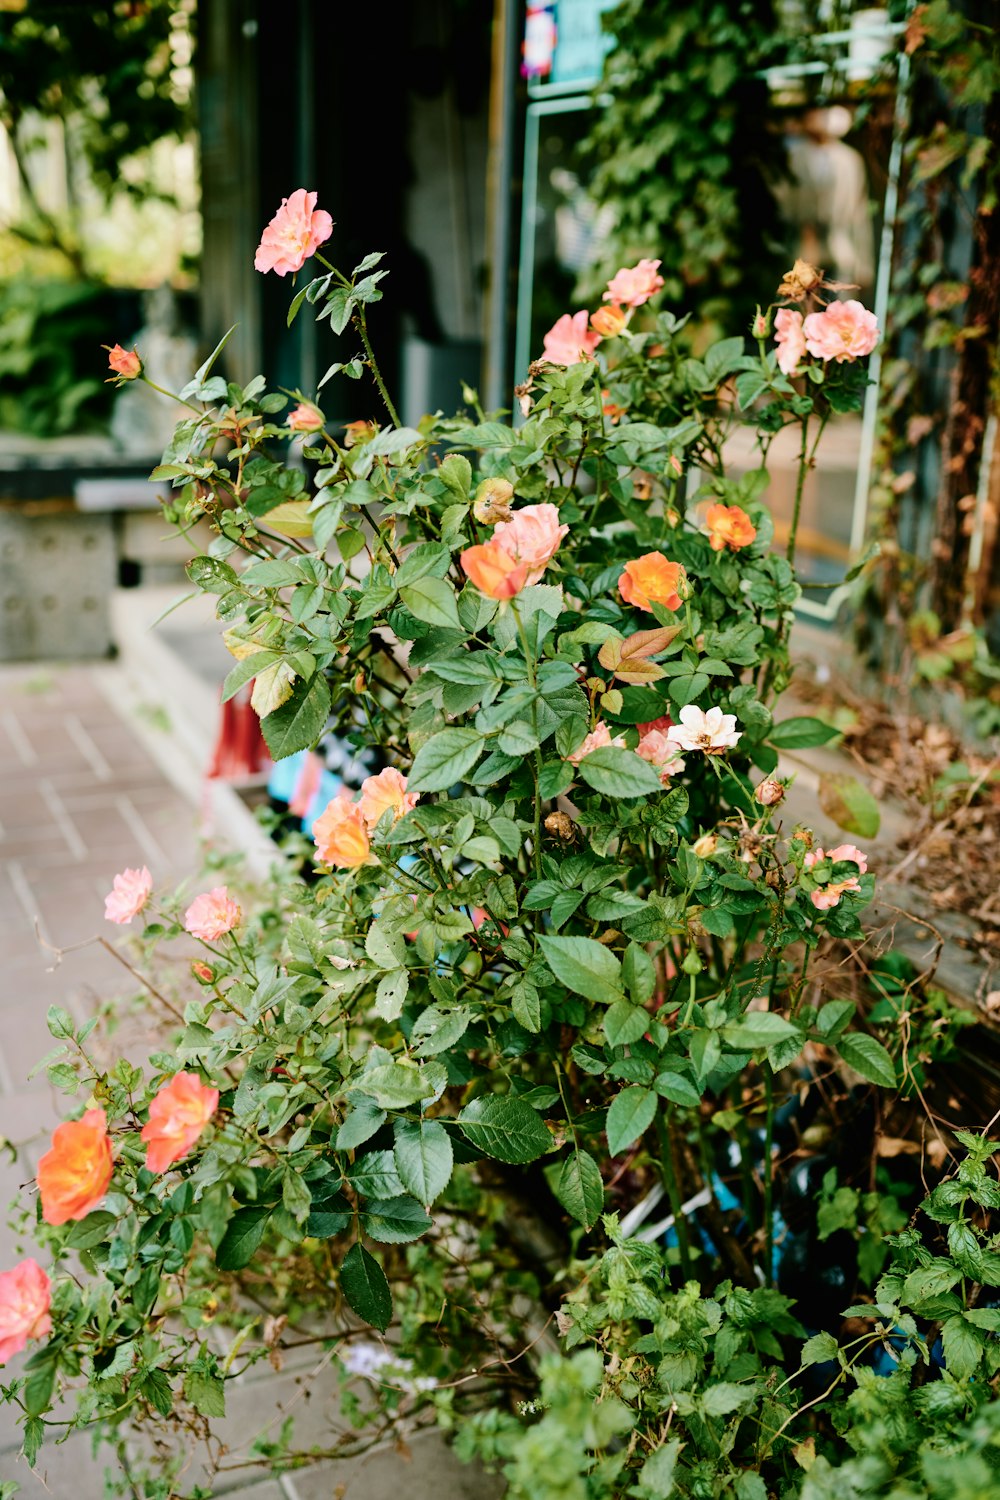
[37,1109,113,1226]
[591,304,628,338]
[460,540,528,599]
[705,504,757,552]
[141,1073,220,1173]
[619,553,686,612]
[104,344,142,381]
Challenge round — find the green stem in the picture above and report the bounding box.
[140,374,204,416]
[655,1110,693,1280]
[785,414,811,569]
[511,601,544,878]
[773,1068,779,1290]
[354,308,402,430]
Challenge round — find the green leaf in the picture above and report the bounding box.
[361,1195,433,1243]
[553,1150,604,1229]
[769,716,840,748]
[375,969,409,1021]
[408,728,484,792]
[458,1095,552,1163]
[340,1243,392,1332]
[216,1207,270,1271]
[336,1096,387,1150]
[941,1314,984,1380]
[511,977,542,1033]
[801,1331,840,1366]
[817,772,881,839]
[603,1000,649,1047]
[260,674,331,760]
[721,1012,800,1051]
[638,1439,681,1498]
[577,746,665,799]
[357,1062,436,1109]
[702,1380,752,1416]
[836,1031,896,1088]
[606,1086,657,1156]
[539,934,624,1004]
[394,1118,454,1205]
[305,1194,351,1238]
[64,1209,117,1249]
[411,1004,472,1055]
[184,1371,226,1418]
[140,1369,174,1418]
[399,577,462,631]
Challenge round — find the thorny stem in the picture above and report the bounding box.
[655,1109,693,1280]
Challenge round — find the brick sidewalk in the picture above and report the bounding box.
[0,660,498,1500]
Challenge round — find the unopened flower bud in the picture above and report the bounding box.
[754,777,785,807]
[752,308,771,339]
[668,454,683,477]
[681,948,702,975]
[353,670,367,693]
[105,344,142,381]
[591,303,628,338]
[692,833,718,859]
[473,477,514,525]
[191,961,214,984]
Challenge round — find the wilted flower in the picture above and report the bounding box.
[777,259,824,301]
[254,188,333,276]
[753,777,786,807]
[540,310,601,366]
[343,419,376,447]
[544,811,576,841]
[692,833,719,859]
[666,705,742,755]
[473,477,514,525]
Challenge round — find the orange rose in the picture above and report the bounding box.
[591,304,628,338]
[141,1073,219,1173]
[37,1109,113,1226]
[104,344,142,381]
[705,503,757,552]
[618,552,686,612]
[313,796,371,869]
[460,540,528,599]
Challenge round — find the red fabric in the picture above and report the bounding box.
[206,687,269,779]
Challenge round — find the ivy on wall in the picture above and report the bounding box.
[573,0,789,336]
[859,0,1000,684]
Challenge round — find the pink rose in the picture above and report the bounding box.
[774,308,807,376]
[567,722,626,766]
[0,1259,52,1365]
[636,729,686,784]
[604,259,664,308]
[104,866,153,925]
[141,1073,220,1174]
[540,310,601,366]
[287,402,324,432]
[184,887,242,942]
[828,843,868,873]
[810,878,861,911]
[492,503,568,585]
[803,300,879,363]
[254,189,334,277]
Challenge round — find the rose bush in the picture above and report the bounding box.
[3,195,994,1497]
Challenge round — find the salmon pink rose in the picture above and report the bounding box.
[828,843,868,873]
[604,259,664,308]
[705,503,757,552]
[619,553,686,612]
[636,729,686,783]
[104,865,153,925]
[254,189,333,276]
[803,300,879,362]
[567,722,626,766]
[184,887,242,942]
[540,310,601,366]
[287,402,324,432]
[774,308,807,376]
[492,503,568,585]
[37,1109,113,1226]
[104,344,142,381]
[359,768,419,830]
[313,796,371,869]
[460,540,528,599]
[141,1072,220,1173]
[0,1260,51,1365]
